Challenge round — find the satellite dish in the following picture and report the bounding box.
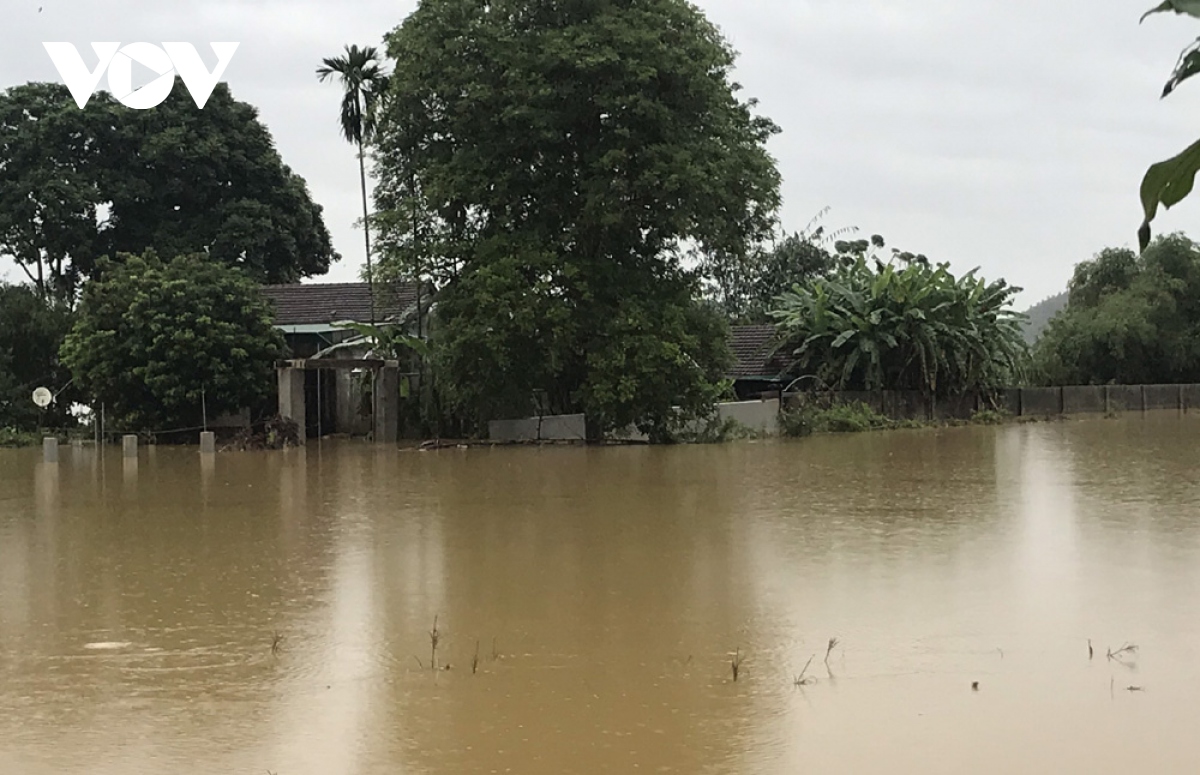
[32,387,53,408]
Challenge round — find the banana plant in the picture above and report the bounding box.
[331,322,430,399]
[1138,1,1200,250]
[769,254,1027,398]
[332,321,429,360]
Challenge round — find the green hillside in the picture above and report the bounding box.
[1021,291,1068,344]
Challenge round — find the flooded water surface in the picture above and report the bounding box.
[3,415,1200,773]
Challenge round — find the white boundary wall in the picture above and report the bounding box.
[611,398,781,441]
[713,398,779,435]
[488,413,587,441]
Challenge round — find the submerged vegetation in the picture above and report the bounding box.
[781,400,893,436]
[779,397,1016,438]
[0,427,40,448]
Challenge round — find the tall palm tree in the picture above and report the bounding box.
[317,44,389,323]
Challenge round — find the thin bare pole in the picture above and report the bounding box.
[359,143,375,325]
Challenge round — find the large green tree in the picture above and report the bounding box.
[372,0,779,438]
[60,251,285,433]
[0,82,115,300]
[0,79,338,301]
[0,282,77,429]
[1034,233,1200,384]
[99,81,338,283]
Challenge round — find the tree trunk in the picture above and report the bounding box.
[409,170,431,435]
[358,141,375,325]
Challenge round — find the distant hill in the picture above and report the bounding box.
[1021,291,1069,344]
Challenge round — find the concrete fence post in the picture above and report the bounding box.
[43,437,58,463]
[122,434,137,459]
[199,431,216,454]
[1141,385,1147,413]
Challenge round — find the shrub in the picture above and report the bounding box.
[781,399,894,436]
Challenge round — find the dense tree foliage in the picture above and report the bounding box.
[372,0,778,437]
[703,211,848,324]
[100,82,337,283]
[771,249,1027,398]
[703,222,940,325]
[61,251,285,433]
[0,282,77,429]
[0,80,337,301]
[0,82,113,300]
[431,251,731,439]
[1034,233,1200,384]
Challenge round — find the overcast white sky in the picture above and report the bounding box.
[2,0,1199,306]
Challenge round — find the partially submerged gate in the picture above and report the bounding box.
[276,358,400,444]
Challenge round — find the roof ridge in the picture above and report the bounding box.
[260,282,421,325]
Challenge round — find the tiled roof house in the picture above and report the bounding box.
[727,324,792,399]
[260,281,425,358]
[259,285,792,397]
[261,282,421,331]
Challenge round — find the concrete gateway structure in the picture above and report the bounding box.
[261,281,423,358]
[261,281,427,442]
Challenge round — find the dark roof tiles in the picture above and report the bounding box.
[728,324,789,379]
[262,282,420,326]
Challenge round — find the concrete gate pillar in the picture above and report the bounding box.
[278,366,306,445]
[374,365,399,444]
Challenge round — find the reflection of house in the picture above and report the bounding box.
[261,281,426,438]
[728,325,791,400]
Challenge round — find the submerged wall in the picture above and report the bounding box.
[488,414,588,442]
[494,385,1198,443]
[786,384,1200,422]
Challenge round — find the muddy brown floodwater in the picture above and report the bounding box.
[3,414,1200,773]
